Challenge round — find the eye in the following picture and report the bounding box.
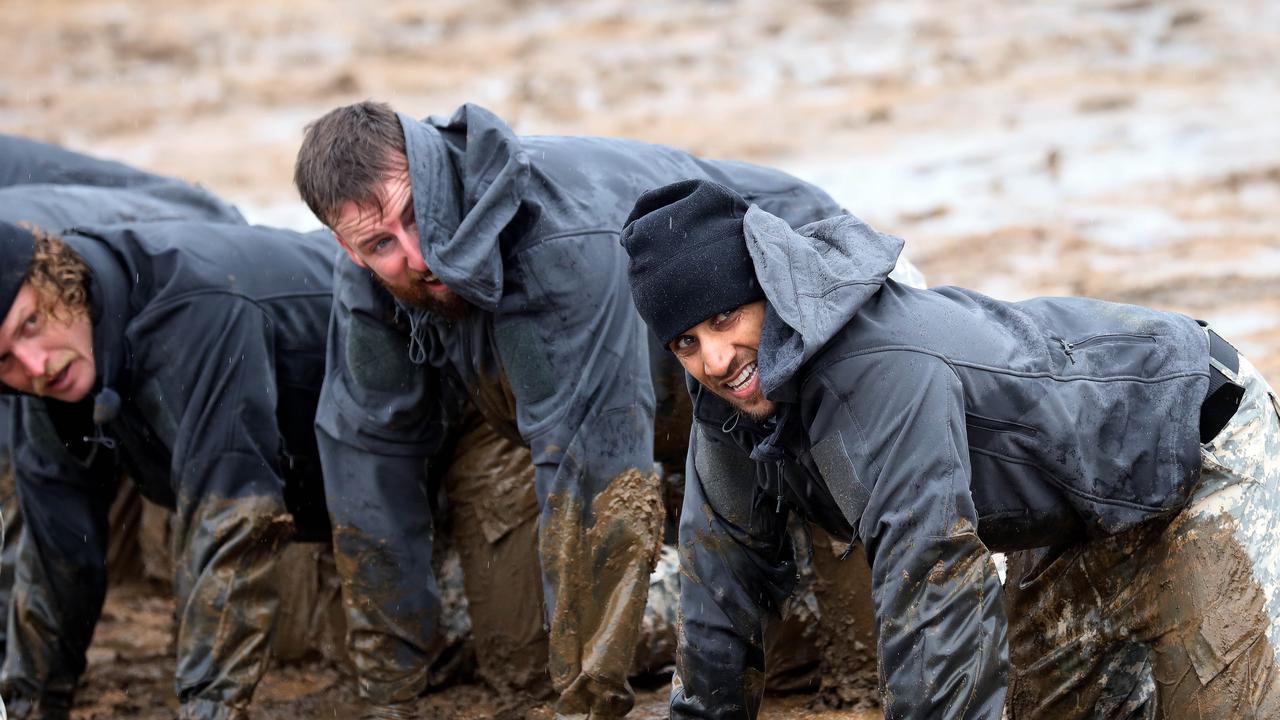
[401,204,416,232]
[371,236,394,253]
[21,312,39,333]
[670,335,696,355]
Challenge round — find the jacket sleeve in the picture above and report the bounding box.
[314,259,458,704]
[2,396,116,707]
[138,298,301,712]
[670,423,796,720]
[496,232,666,710]
[806,351,1008,719]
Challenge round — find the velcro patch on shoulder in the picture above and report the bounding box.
[692,424,759,527]
[346,315,416,394]
[809,432,871,529]
[494,319,557,406]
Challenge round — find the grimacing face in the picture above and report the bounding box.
[0,283,96,403]
[329,160,469,319]
[669,300,775,421]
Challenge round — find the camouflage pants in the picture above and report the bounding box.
[1006,351,1280,719]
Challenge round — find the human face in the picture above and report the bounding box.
[0,284,96,402]
[669,301,774,421]
[330,160,469,318]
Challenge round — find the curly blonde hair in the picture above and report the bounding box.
[23,225,91,322]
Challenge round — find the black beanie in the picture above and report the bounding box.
[621,179,762,346]
[0,221,36,319]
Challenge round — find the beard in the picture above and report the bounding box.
[711,350,776,422]
[380,270,472,321]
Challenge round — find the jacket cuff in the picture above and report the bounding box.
[177,697,249,720]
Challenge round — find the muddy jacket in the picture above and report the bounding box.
[2,221,333,718]
[673,208,1212,719]
[317,104,846,710]
[0,138,251,714]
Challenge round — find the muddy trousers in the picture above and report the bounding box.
[1005,353,1280,719]
[442,413,684,697]
[440,412,549,695]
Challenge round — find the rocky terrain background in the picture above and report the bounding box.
[2,0,1277,717]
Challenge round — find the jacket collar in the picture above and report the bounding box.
[64,232,133,407]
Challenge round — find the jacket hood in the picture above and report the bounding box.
[399,104,531,313]
[744,206,904,400]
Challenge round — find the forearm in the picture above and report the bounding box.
[3,478,110,700]
[318,428,441,704]
[670,436,793,720]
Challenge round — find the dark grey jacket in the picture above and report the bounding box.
[316,104,848,703]
[0,136,250,711]
[0,133,244,227]
[673,208,1210,719]
[3,222,333,711]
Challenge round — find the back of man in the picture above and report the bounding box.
[0,219,334,720]
[297,101,901,718]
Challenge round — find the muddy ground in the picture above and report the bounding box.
[2,0,1278,717]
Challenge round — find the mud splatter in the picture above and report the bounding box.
[541,467,663,717]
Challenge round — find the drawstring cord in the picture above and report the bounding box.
[401,306,429,366]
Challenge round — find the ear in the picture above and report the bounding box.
[333,231,368,269]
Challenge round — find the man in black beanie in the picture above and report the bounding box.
[621,178,1280,719]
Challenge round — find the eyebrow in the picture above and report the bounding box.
[355,191,415,254]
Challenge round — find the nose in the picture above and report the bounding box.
[397,231,428,273]
[702,336,735,379]
[13,342,47,379]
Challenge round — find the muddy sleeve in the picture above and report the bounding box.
[497,233,664,712]
[808,351,1008,719]
[314,259,457,704]
[3,397,116,704]
[670,423,796,720]
[153,299,304,711]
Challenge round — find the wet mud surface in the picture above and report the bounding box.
[3,0,1276,717]
[76,583,876,719]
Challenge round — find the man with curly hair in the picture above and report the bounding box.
[0,217,335,720]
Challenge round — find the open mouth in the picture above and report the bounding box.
[417,270,445,288]
[41,361,72,395]
[723,360,758,397]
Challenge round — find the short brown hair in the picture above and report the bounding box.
[294,100,408,228]
[25,226,91,322]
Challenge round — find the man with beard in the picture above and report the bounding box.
[0,210,335,719]
[293,101,923,719]
[620,179,1280,719]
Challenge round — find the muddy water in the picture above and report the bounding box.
[5,0,1276,717]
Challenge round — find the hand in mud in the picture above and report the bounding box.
[2,691,71,720]
[359,701,417,720]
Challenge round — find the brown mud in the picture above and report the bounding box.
[2,0,1275,718]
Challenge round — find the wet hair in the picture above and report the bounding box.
[26,227,91,322]
[293,100,408,228]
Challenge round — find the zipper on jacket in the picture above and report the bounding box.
[1057,338,1075,364]
[840,540,857,560]
[1056,332,1155,364]
[775,460,785,513]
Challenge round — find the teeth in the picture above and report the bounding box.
[422,273,438,283]
[726,362,755,391]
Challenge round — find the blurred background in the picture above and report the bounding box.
[3,0,1278,716]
